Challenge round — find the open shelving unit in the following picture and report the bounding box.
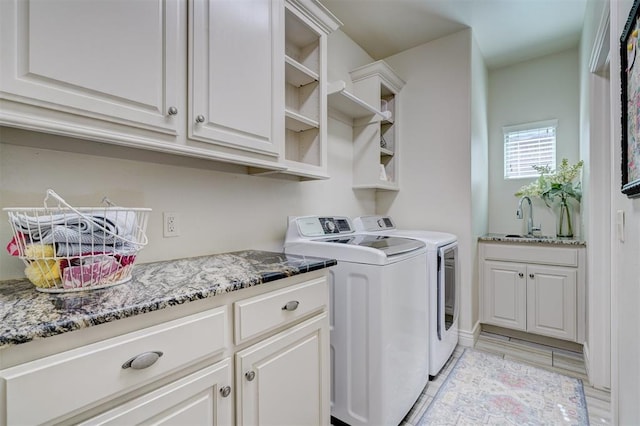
[349,60,405,190]
[279,1,340,180]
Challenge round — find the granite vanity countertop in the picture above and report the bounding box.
[0,250,337,349]
[479,233,586,246]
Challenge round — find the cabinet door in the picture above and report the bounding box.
[482,260,527,331]
[526,265,577,341]
[190,0,283,157]
[0,0,180,133]
[236,313,329,426]
[79,359,233,426]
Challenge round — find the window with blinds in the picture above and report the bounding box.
[503,119,557,179]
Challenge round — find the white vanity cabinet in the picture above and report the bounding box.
[0,272,330,426]
[479,242,585,343]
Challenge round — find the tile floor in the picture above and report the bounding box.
[400,332,611,425]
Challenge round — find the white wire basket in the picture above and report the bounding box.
[4,189,151,293]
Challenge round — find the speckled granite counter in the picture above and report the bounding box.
[479,233,586,246]
[0,250,336,349]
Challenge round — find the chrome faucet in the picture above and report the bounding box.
[516,196,540,236]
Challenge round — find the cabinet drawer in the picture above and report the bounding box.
[0,308,227,425]
[234,277,327,344]
[79,359,233,426]
[482,243,579,267]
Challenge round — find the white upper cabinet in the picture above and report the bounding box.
[0,0,340,177]
[0,0,180,135]
[189,0,283,157]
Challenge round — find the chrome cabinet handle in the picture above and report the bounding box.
[245,371,256,381]
[195,114,205,123]
[122,351,163,370]
[282,300,299,311]
[529,273,535,279]
[220,385,231,398]
[167,106,178,116]
[518,272,524,278]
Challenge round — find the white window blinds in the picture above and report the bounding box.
[503,119,557,179]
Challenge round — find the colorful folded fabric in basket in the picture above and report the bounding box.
[6,211,141,290]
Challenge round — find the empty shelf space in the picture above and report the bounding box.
[285,56,318,87]
[285,109,319,132]
[327,80,385,119]
[380,148,394,157]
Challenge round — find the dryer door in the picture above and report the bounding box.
[437,242,459,339]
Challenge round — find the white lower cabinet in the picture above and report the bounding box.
[479,242,585,343]
[0,272,329,426]
[80,359,233,426]
[236,313,329,426]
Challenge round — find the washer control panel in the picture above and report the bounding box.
[295,216,354,237]
[355,215,396,232]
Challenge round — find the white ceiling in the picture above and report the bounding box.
[321,0,588,69]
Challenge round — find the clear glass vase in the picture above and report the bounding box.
[555,200,574,238]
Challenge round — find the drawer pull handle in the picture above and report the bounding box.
[245,371,256,381]
[167,106,178,116]
[195,114,206,123]
[518,272,524,278]
[529,273,535,279]
[122,351,164,370]
[282,300,299,311]
[220,385,232,398]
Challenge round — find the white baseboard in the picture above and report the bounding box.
[583,342,592,382]
[458,321,480,347]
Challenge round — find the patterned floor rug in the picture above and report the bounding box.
[417,349,589,425]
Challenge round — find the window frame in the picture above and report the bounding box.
[503,119,558,180]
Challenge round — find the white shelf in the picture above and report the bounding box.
[285,55,318,87]
[285,109,319,132]
[380,148,394,157]
[327,80,385,119]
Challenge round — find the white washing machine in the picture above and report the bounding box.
[284,216,429,426]
[353,215,459,377]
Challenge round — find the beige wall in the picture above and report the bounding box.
[488,49,581,237]
[0,29,377,280]
[378,29,487,338]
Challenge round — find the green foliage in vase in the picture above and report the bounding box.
[515,158,584,207]
[515,158,584,237]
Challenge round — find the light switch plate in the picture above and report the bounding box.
[617,210,625,242]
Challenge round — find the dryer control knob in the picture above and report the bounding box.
[324,220,336,233]
[377,219,385,228]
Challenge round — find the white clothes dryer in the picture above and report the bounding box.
[353,215,460,377]
[284,216,429,426]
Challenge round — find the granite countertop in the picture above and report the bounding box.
[479,233,586,246]
[0,250,336,349]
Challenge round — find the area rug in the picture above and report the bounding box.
[417,349,589,425]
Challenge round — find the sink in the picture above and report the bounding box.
[504,234,553,239]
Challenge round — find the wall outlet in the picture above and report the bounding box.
[163,212,180,237]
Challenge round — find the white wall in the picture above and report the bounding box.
[580,0,611,391]
[378,29,487,339]
[488,49,581,237]
[0,29,377,280]
[471,34,489,338]
[610,0,640,423]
